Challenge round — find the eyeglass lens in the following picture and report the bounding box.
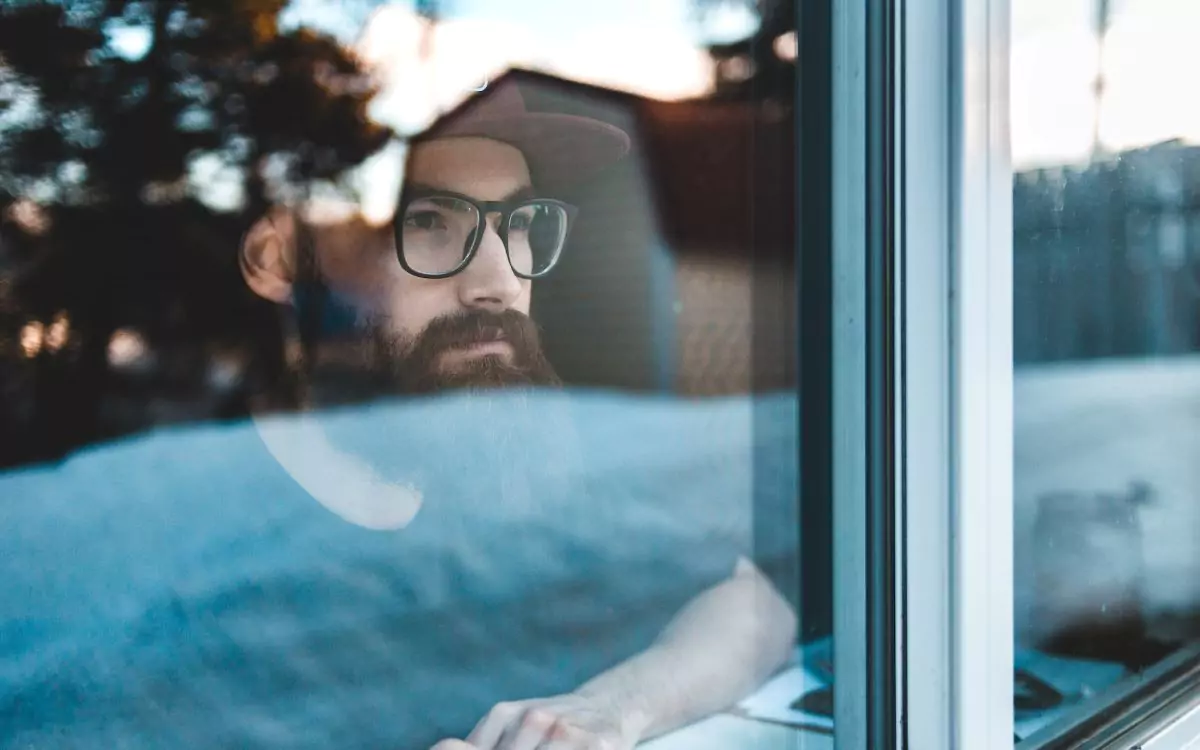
[400,197,568,277]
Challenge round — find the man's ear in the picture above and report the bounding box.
[240,208,297,304]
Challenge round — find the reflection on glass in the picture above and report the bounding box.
[1013,0,1200,743]
[0,1,809,749]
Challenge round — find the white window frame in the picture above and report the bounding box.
[833,0,1016,744]
[899,0,1015,747]
[838,0,1200,745]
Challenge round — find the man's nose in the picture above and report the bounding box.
[457,216,522,312]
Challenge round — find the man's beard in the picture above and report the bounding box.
[370,308,562,396]
[288,306,562,409]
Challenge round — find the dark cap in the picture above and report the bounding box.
[414,76,631,189]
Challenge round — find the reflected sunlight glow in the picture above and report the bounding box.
[773,31,798,62]
[105,24,151,61]
[697,1,761,44]
[107,329,149,369]
[5,198,49,235]
[356,5,713,136]
[19,321,43,359]
[44,312,69,354]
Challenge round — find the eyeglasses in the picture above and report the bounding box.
[394,188,578,279]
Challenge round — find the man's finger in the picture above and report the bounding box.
[537,724,613,750]
[468,702,523,749]
[535,726,584,750]
[429,741,476,750]
[497,707,556,750]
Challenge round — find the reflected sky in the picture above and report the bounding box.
[279,0,759,47]
[97,0,1200,197]
[1013,0,1200,168]
[56,0,1200,174]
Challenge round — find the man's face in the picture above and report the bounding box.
[245,136,561,401]
[354,137,534,348]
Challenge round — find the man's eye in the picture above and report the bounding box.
[404,211,446,231]
[509,213,533,231]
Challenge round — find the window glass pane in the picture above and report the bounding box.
[1013,0,1200,741]
[0,2,825,748]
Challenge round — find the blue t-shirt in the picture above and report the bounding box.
[0,390,798,748]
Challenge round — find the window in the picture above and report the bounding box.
[0,2,827,749]
[30,0,1197,747]
[903,0,1200,747]
[1011,0,1200,746]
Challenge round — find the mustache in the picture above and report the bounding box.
[382,308,562,395]
[411,308,542,361]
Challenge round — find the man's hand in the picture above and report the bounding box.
[462,692,651,750]
[428,559,796,750]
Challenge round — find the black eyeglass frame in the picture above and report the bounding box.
[393,187,579,280]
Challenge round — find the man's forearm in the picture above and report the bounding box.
[574,558,798,742]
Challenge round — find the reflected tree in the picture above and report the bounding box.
[695,0,796,102]
[0,0,390,465]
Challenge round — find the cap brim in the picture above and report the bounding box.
[423,113,631,190]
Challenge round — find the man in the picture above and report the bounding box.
[0,78,797,750]
[238,80,797,749]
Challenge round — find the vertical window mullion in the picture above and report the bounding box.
[901,0,1013,747]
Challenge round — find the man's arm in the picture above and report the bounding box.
[461,558,798,750]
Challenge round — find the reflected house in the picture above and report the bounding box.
[637,93,796,395]
[505,70,796,396]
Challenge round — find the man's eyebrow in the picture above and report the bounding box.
[502,185,537,202]
[401,183,538,203]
